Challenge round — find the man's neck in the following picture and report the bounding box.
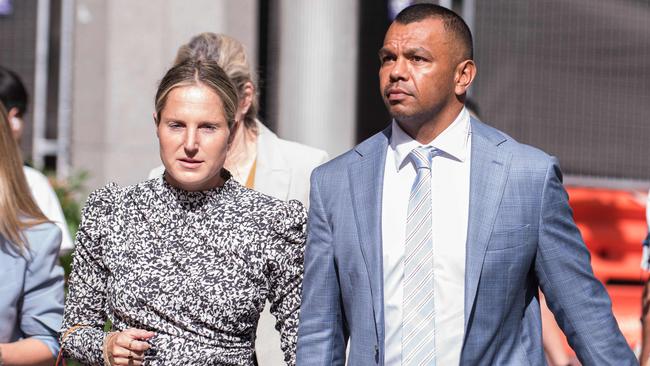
[397,104,464,144]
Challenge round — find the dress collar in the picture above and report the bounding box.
[155,169,239,210]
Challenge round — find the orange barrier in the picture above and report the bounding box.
[561,186,647,353]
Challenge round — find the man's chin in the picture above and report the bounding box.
[389,110,418,122]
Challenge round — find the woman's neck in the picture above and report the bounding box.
[225,123,258,183]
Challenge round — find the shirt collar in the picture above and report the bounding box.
[391,107,471,171]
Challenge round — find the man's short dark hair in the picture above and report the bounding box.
[0,66,28,117]
[395,3,473,61]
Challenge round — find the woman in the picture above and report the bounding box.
[60,60,306,365]
[0,101,64,365]
[0,65,74,255]
[149,33,329,206]
[147,35,326,365]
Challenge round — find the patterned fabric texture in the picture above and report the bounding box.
[60,172,306,365]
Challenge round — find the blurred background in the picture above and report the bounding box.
[1,0,649,361]
[1,0,649,188]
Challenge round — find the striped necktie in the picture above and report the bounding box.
[403,146,438,366]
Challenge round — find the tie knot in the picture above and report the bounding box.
[409,146,437,170]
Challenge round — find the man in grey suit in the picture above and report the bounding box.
[296,4,636,365]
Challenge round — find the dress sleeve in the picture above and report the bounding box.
[266,199,307,366]
[60,184,116,365]
[21,223,64,357]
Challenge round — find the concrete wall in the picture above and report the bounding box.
[71,0,258,191]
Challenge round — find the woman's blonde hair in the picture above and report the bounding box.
[0,102,48,249]
[155,59,239,130]
[174,33,258,130]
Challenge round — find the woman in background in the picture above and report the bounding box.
[0,65,74,255]
[0,101,64,365]
[61,60,306,365]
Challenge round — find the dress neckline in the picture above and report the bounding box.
[157,169,239,210]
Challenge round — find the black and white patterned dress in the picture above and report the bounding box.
[61,172,306,365]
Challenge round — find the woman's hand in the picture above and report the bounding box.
[103,328,155,366]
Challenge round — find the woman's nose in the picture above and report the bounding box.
[183,129,199,154]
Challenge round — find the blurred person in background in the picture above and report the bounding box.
[0,101,65,366]
[148,32,328,365]
[149,32,329,205]
[0,65,74,255]
[60,60,306,365]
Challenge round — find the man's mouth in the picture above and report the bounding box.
[386,87,411,102]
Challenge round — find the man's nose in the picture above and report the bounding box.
[390,57,408,81]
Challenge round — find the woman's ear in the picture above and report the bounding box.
[238,81,255,117]
[153,112,160,138]
[227,118,241,147]
[8,107,23,140]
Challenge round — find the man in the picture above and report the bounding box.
[296,4,635,365]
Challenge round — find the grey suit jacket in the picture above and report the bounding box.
[296,118,636,365]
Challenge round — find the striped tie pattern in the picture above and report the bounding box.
[403,146,438,366]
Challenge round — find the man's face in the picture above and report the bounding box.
[379,18,459,125]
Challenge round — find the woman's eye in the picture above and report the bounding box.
[201,124,218,132]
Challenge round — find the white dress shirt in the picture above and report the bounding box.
[382,108,471,365]
[23,166,73,255]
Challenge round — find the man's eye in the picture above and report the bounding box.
[168,122,183,129]
[380,55,395,64]
[412,56,425,62]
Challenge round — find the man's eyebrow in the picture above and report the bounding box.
[378,47,393,57]
[403,46,430,55]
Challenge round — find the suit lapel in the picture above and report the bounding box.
[463,119,512,333]
[348,127,391,341]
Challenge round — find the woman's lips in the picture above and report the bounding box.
[178,158,203,169]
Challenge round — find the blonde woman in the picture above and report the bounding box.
[61,60,306,365]
[147,35,328,364]
[0,102,64,365]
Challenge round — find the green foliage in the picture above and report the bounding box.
[47,170,89,277]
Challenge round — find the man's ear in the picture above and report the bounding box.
[454,59,477,96]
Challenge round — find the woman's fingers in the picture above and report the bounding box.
[115,335,151,352]
[111,356,144,366]
[110,347,145,360]
[106,329,154,365]
[122,327,156,340]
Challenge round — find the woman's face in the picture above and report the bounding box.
[157,84,231,191]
